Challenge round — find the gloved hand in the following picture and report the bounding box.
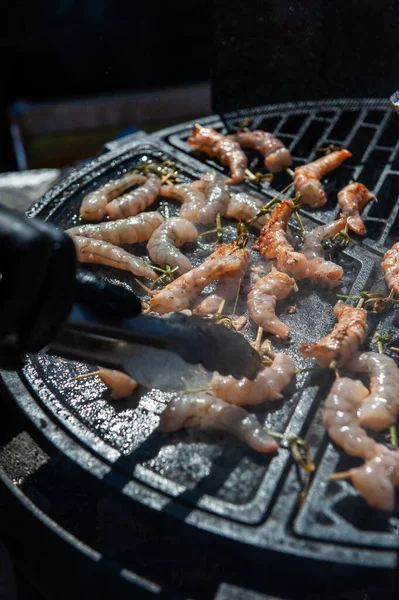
[0,205,77,369]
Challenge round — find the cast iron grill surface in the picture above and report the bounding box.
[1,99,399,596]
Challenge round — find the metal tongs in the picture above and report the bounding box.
[47,273,262,391]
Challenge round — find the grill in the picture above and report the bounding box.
[1,98,399,599]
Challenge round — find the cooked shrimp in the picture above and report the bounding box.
[323,378,377,460]
[224,192,267,229]
[187,125,247,184]
[382,242,399,296]
[337,182,373,236]
[229,130,292,173]
[97,369,139,400]
[158,393,278,453]
[66,212,164,244]
[253,200,308,279]
[348,352,399,431]
[72,236,157,280]
[194,247,248,315]
[191,173,230,224]
[150,242,246,313]
[345,444,399,512]
[80,173,147,221]
[302,214,346,288]
[298,301,368,367]
[106,174,161,220]
[293,150,352,207]
[147,217,198,274]
[211,353,295,406]
[247,269,294,339]
[159,183,207,222]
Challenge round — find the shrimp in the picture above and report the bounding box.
[147,217,198,274]
[194,247,248,315]
[298,301,368,367]
[337,182,373,236]
[72,236,157,280]
[348,352,399,431]
[323,378,377,460]
[106,174,161,220]
[158,393,278,454]
[253,200,308,279]
[159,183,207,222]
[302,214,346,288]
[150,242,247,313]
[344,444,399,512]
[293,150,352,207]
[79,173,147,221]
[211,353,295,406]
[187,125,247,184]
[97,369,139,400]
[224,192,267,229]
[247,269,294,339]
[191,173,230,224]
[66,212,164,244]
[229,130,292,173]
[382,242,399,296]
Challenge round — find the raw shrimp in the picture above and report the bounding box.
[194,248,248,315]
[323,377,377,460]
[66,212,164,244]
[159,183,207,222]
[298,301,367,367]
[80,173,147,221]
[348,352,399,431]
[211,353,295,406]
[191,173,230,224]
[253,200,308,279]
[382,242,399,296]
[150,242,246,313]
[302,214,346,287]
[147,217,198,274]
[337,182,373,236]
[345,444,399,512]
[229,130,292,173]
[158,393,278,453]
[247,269,294,339]
[187,125,247,184]
[293,150,352,208]
[224,192,267,229]
[106,174,161,220]
[97,369,139,400]
[72,236,157,280]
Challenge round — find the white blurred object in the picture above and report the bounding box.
[0,169,61,212]
[390,91,399,113]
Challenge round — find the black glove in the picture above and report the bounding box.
[0,205,77,369]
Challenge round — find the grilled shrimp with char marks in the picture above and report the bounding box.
[159,183,207,222]
[211,353,295,406]
[337,182,373,236]
[228,130,292,173]
[80,173,147,221]
[106,174,161,220]
[247,269,294,339]
[147,217,198,274]
[150,242,247,313]
[302,214,346,288]
[187,125,247,184]
[298,301,368,367]
[293,150,352,207]
[66,212,164,244]
[97,369,139,400]
[191,173,230,224]
[382,242,399,296]
[348,352,399,431]
[158,393,278,453]
[72,236,157,280]
[224,192,267,229]
[253,200,308,279]
[323,378,377,460]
